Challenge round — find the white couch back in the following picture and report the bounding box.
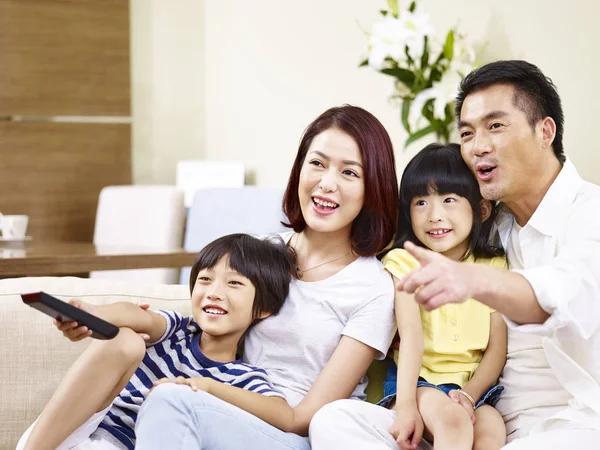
[0,277,191,450]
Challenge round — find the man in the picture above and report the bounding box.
[398,60,600,448]
[308,60,600,449]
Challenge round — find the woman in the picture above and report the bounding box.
[139,105,398,450]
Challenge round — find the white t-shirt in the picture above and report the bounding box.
[243,231,396,407]
[496,220,571,440]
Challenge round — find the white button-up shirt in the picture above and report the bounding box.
[495,159,600,439]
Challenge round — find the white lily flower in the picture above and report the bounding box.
[434,70,462,117]
[409,88,437,131]
[367,7,435,70]
[408,70,462,130]
[362,1,477,146]
[451,34,476,75]
[368,16,410,69]
[398,9,435,61]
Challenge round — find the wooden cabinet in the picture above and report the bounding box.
[0,0,130,116]
[0,0,131,242]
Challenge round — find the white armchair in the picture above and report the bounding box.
[91,185,186,284]
[180,187,288,284]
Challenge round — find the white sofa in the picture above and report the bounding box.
[0,276,389,450]
[0,277,191,450]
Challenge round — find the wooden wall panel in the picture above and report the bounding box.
[0,0,130,116]
[0,122,131,242]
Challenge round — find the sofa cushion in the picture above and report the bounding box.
[0,276,190,450]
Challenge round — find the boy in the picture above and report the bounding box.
[19,233,294,450]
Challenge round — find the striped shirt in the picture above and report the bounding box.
[93,310,282,449]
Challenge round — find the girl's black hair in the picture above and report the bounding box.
[189,233,295,323]
[389,143,503,260]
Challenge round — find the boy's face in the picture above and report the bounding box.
[191,256,259,343]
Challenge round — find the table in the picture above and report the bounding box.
[0,241,197,276]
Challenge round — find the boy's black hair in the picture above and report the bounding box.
[189,233,295,323]
[456,60,565,163]
[389,143,504,260]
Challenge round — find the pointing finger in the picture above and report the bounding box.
[403,241,437,266]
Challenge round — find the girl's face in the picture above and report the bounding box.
[409,191,474,261]
[191,256,265,342]
[298,128,365,235]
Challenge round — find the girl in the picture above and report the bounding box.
[310,143,508,450]
[19,234,296,450]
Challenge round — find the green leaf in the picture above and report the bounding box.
[443,30,455,61]
[401,100,411,134]
[421,99,435,122]
[405,123,438,148]
[433,50,445,66]
[420,36,429,69]
[381,67,415,87]
[359,59,369,67]
[429,67,443,83]
[387,0,399,17]
[408,1,417,13]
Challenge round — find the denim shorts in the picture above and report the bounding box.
[378,366,504,410]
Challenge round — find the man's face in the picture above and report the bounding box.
[458,84,546,203]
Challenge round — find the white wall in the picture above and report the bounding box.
[132,0,600,186]
[130,0,205,184]
[202,0,409,186]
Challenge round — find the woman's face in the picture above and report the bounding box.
[298,128,365,235]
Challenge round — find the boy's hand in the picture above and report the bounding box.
[389,401,423,450]
[448,390,476,424]
[53,299,97,341]
[54,299,152,342]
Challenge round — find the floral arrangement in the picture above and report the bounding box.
[361,0,478,147]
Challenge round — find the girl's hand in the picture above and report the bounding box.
[53,298,97,341]
[389,401,423,450]
[448,390,476,424]
[387,333,400,359]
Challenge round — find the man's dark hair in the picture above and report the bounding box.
[456,60,565,163]
[189,233,295,324]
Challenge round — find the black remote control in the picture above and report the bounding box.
[21,291,119,340]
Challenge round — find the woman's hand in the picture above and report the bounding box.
[53,299,97,341]
[151,376,213,394]
[389,400,423,450]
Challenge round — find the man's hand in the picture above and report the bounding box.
[396,242,476,311]
[151,376,213,394]
[448,390,476,425]
[389,401,423,450]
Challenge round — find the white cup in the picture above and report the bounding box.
[0,248,26,258]
[0,214,29,239]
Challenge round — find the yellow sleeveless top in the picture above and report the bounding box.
[382,248,507,387]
